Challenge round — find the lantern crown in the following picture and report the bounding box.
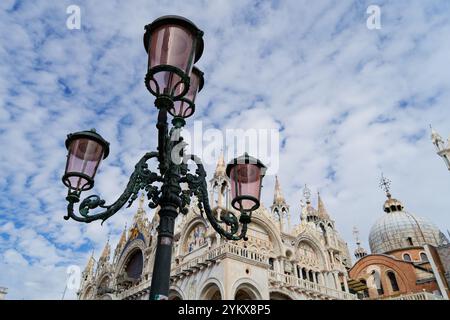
[65,128,110,159]
[143,15,204,63]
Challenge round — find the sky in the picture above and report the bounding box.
[1,0,450,300]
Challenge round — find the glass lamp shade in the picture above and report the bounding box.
[62,129,110,192]
[226,153,267,212]
[170,66,204,118]
[144,15,204,99]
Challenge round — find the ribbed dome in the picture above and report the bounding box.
[369,209,442,254]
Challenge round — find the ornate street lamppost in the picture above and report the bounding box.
[431,127,450,171]
[61,15,267,300]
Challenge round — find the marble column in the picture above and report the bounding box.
[333,272,340,290]
[343,275,349,293]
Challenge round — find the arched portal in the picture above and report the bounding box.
[234,283,261,300]
[168,289,183,300]
[269,291,293,300]
[200,283,222,300]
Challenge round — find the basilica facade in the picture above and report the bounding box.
[78,155,356,300]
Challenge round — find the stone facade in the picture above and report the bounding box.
[436,244,450,287]
[78,156,356,300]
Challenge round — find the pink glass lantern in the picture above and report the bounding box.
[170,66,204,118]
[62,129,109,192]
[226,153,267,212]
[144,16,204,100]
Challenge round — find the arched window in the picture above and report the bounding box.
[308,270,314,282]
[403,253,411,262]
[387,271,399,292]
[269,258,274,270]
[420,252,428,262]
[302,268,307,280]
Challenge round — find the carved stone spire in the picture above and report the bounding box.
[99,236,111,263]
[114,223,127,263]
[317,192,330,220]
[273,175,286,205]
[214,151,226,178]
[84,251,96,275]
[210,151,230,210]
[271,176,290,232]
[132,193,148,232]
[353,226,367,259]
[117,223,127,249]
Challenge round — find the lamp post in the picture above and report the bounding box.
[431,127,450,171]
[61,15,267,300]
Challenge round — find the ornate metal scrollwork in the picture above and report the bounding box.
[64,152,162,224]
[181,154,249,241]
[64,109,251,240]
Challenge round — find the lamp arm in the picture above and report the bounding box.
[181,154,248,241]
[64,152,162,224]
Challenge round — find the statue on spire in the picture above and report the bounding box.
[303,184,311,204]
[138,192,145,211]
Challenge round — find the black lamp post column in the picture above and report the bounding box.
[150,111,183,299]
[149,168,181,299]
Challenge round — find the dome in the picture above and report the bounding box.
[369,208,443,254]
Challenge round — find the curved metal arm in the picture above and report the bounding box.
[64,152,162,224]
[181,154,249,241]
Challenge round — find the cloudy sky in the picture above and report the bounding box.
[1,0,450,299]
